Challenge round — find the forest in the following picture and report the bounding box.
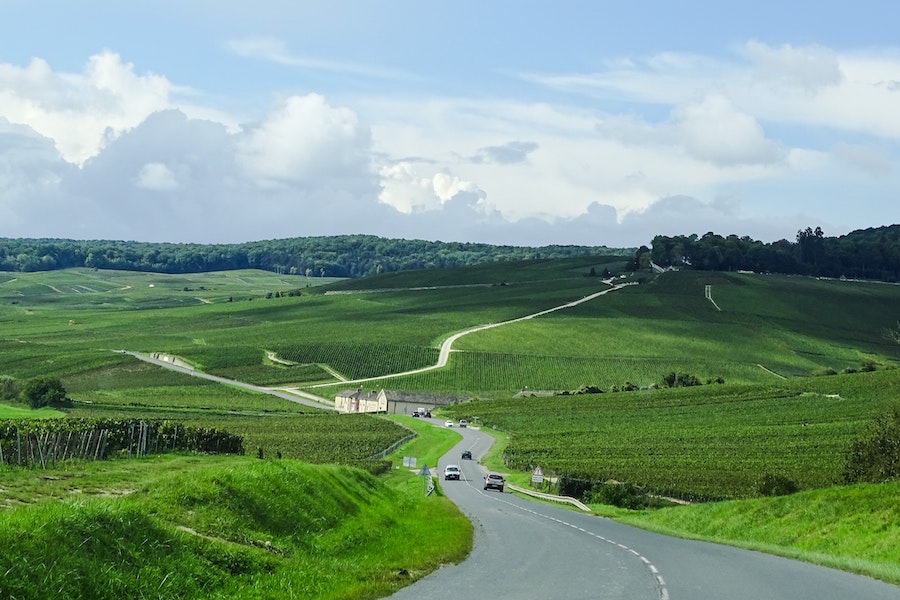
[0,235,621,278]
[643,225,900,282]
[2,224,899,282]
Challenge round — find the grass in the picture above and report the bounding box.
[0,418,471,600]
[613,481,900,585]
[2,261,900,590]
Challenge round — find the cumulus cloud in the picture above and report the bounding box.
[0,52,177,165]
[0,42,895,249]
[378,161,486,214]
[672,95,785,166]
[236,94,374,191]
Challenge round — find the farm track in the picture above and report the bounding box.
[124,282,634,408]
[309,282,635,389]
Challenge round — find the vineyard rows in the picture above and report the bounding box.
[442,369,900,499]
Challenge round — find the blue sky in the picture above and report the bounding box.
[1,1,898,247]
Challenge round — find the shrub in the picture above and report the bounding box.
[843,406,900,484]
[757,473,798,496]
[662,372,701,388]
[19,376,68,408]
[0,375,19,401]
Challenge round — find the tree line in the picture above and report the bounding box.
[0,235,622,277]
[636,225,900,282]
[4,226,898,282]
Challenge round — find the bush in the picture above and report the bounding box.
[588,482,672,509]
[843,406,900,484]
[19,376,68,408]
[0,375,19,401]
[662,372,701,388]
[757,473,799,496]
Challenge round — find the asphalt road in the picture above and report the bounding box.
[388,423,900,600]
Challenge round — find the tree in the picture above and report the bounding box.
[20,376,68,409]
[0,375,19,401]
[843,406,900,484]
[886,322,900,346]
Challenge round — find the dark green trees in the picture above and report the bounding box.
[19,376,68,409]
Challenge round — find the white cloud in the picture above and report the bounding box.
[0,53,175,165]
[236,94,374,190]
[378,161,486,214]
[228,36,413,81]
[743,40,843,93]
[134,162,179,191]
[672,95,785,166]
[0,40,895,248]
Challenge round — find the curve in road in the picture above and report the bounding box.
[389,423,900,600]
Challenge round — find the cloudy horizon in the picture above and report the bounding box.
[1,2,898,249]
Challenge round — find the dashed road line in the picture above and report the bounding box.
[478,488,671,600]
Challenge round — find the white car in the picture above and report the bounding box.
[444,465,461,480]
[458,419,468,428]
[444,420,454,427]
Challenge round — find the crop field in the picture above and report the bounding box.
[2,260,900,500]
[442,368,900,500]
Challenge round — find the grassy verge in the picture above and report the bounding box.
[610,481,900,585]
[0,452,472,599]
[471,417,900,586]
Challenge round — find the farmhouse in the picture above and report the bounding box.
[335,388,467,415]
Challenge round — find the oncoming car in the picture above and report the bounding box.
[461,450,472,460]
[444,420,454,427]
[484,473,505,492]
[444,465,461,480]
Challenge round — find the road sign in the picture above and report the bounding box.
[532,466,544,484]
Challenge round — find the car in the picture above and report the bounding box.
[444,420,454,427]
[461,450,472,460]
[484,473,505,492]
[444,465,461,480]
[458,419,468,428]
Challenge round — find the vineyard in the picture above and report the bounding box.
[0,418,243,468]
[442,368,900,500]
[2,261,899,497]
[271,342,439,381]
[60,407,412,466]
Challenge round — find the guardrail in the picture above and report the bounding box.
[507,484,592,512]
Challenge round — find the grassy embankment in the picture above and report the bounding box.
[0,417,467,600]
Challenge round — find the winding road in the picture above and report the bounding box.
[390,423,900,600]
[119,284,900,598]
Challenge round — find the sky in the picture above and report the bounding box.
[1,1,898,249]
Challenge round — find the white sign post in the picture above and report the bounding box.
[531,466,544,485]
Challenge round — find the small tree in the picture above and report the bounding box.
[843,406,900,484]
[20,376,68,409]
[0,375,19,401]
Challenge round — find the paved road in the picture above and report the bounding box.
[389,423,900,600]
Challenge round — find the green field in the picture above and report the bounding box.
[2,259,900,592]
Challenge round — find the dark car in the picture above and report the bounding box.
[484,473,505,492]
[461,450,472,460]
